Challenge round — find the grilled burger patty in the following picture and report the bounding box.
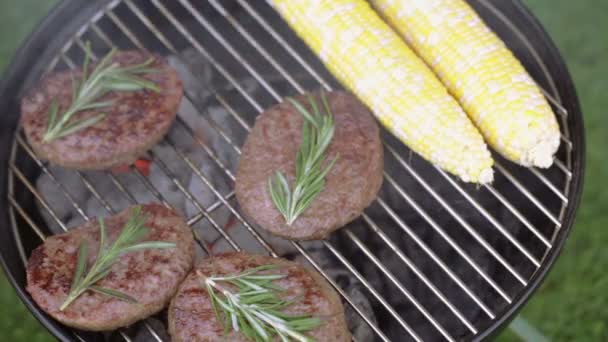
[26,204,195,331]
[235,91,384,240]
[168,253,351,342]
[21,51,183,170]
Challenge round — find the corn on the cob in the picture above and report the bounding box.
[271,0,493,183]
[371,0,560,168]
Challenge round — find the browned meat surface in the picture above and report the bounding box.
[235,91,384,240]
[21,51,183,170]
[168,253,350,342]
[26,203,195,331]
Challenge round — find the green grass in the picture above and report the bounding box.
[498,0,608,341]
[0,0,606,341]
[0,3,58,341]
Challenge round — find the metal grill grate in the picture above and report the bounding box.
[6,0,577,341]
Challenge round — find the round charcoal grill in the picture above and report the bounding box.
[0,0,584,341]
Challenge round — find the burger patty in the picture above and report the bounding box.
[21,50,183,170]
[235,91,384,240]
[168,253,350,342]
[26,203,195,331]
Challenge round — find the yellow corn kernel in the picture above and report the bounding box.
[372,0,560,167]
[272,0,494,183]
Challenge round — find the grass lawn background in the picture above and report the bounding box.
[0,0,605,341]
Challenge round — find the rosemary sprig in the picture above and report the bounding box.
[203,265,323,342]
[268,92,338,225]
[59,206,176,311]
[43,42,160,142]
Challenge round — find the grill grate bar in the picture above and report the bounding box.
[360,214,481,332]
[554,159,572,179]
[177,0,283,102]
[529,167,569,203]
[188,0,534,283]
[388,145,527,286]
[289,242,391,342]
[495,163,561,227]
[119,0,524,332]
[484,184,552,248]
[10,165,68,232]
[100,3,447,337]
[369,197,497,322]
[146,147,243,252]
[323,240,423,341]
[162,137,277,255]
[207,0,305,94]
[89,5,398,338]
[114,0,268,252]
[149,0,263,113]
[176,115,237,177]
[238,0,332,91]
[88,7,394,339]
[13,141,223,342]
[191,0,567,270]
[8,195,46,241]
[6,0,578,341]
[381,173,498,316]
[15,136,91,221]
[15,131,177,342]
[186,191,236,226]
[34,41,236,342]
[560,135,572,151]
[140,0,530,325]
[436,167,541,267]
[344,229,459,340]
[8,167,136,342]
[13,59,387,342]
[167,104,463,337]
[538,86,568,117]
[75,171,116,213]
[66,35,246,254]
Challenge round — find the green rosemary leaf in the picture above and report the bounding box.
[52,114,106,140]
[43,43,159,142]
[46,100,59,133]
[268,172,290,215]
[121,225,149,245]
[127,67,160,75]
[89,286,137,303]
[70,242,88,292]
[59,206,175,311]
[207,283,223,331]
[268,92,338,225]
[287,98,317,128]
[113,58,155,73]
[79,100,114,111]
[103,73,159,92]
[70,72,79,104]
[82,42,92,84]
[87,266,113,286]
[121,241,176,253]
[202,265,322,342]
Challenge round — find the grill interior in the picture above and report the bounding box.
[4,0,581,341]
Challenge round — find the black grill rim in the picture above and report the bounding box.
[0,0,585,341]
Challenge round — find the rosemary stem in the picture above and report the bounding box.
[43,107,77,142]
[42,46,158,142]
[59,287,84,311]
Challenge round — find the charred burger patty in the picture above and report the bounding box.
[236,91,384,240]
